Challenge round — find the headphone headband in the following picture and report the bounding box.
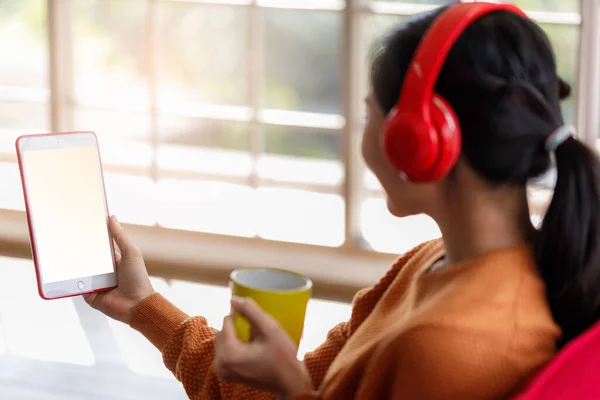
[397,2,528,114]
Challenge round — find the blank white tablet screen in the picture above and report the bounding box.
[22,145,114,283]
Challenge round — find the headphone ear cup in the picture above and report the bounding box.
[383,108,441,182]
[424,94,462,181]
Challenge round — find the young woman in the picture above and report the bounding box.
[85,3,600,399]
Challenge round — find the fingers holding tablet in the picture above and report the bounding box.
[109,216,140,258]
[84,215,155,324]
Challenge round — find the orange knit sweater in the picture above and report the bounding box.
[130,239,560,399]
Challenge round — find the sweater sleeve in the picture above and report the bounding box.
[130,292,364,400]
[130,293,270,399]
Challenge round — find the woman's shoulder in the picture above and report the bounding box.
[388,238,445,279]
[418,243,552,305]
[416,244,559,331]
[407,244,560,377]
[342,239,445,336]
[355,238,444,302]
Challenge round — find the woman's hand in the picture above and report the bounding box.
[214,298,312,398]
[83,216,155,324]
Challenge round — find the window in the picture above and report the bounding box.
[0,0,594,300]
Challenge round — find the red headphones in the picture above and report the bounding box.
[383,2,527,183]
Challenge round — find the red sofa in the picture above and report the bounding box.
[512,320,600,399]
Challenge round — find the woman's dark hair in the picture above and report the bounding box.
[371,7,600,345]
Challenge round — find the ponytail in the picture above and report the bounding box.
[536,138,600,344]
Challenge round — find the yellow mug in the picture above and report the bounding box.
[230,268,312,348]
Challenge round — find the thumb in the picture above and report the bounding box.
[221,315,240,344]
[231,297,278,337]
[108,216,140,258]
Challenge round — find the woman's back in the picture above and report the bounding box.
[318,240,559,399]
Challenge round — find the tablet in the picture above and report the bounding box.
[16,131,117,300]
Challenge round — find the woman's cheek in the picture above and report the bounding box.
[361,121,384,169]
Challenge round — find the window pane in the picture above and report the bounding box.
[73,0,148,110]
[513,0,579,13]
[372,0,579,12]
[0,102,49,147]
[364,169,382,192]
[528,186,552,226]
[104,173,156,226]
[157,179,256,237]
[157,3,248,106]
[298,298,351,359]
[160,117,248,151]
[0,162,25,210]
[167,281,232,329]
[257,188,344,246]
[361,197,441,254]
[157,118,251,177]
[158,146,252,178]
[263,10,341,113]
[0,0,47,90]
[261,125,342,186]
[258,155,343,186]
[72,108,152,168]
[264,125,338,160]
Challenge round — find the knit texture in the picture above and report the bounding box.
[131,239,560,399]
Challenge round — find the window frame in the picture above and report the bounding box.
[0,0,596,302]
